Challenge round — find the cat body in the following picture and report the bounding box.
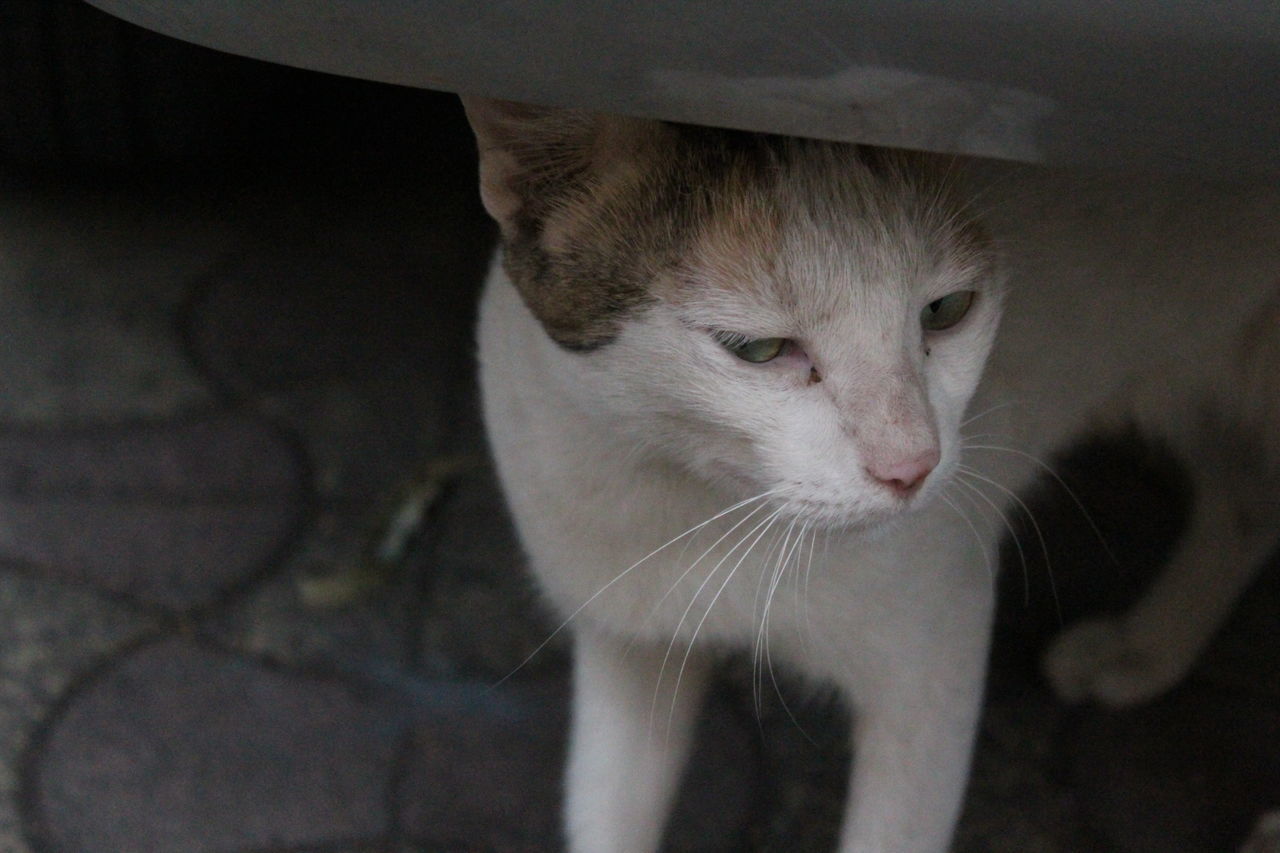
[464,97,1280,851]
[975,167,1280,706]
[481,262,993,850]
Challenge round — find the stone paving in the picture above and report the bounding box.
[1,86,1278,853]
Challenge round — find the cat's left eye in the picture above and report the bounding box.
[714,333,788,364]
[921,291,975,332]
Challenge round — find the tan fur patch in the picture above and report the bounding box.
[687,185,786,292]
[464,97,984,351]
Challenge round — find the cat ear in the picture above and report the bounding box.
[459,96,603,235]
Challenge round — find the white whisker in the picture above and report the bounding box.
[746,514,796,711]
[802,525,822,659]
[760,520,819,745]
[958,464,1062,622]
[953,473,1028,595]
[794,522,819,659]
[961,399,1018,429]
[938,490,994,581]
[653,502,782,725]
[491,489,778,690]
[664,507,785,737]
[643,499,775,632]
[755,517,803,716]
[963,443,1119,566]
[754,515,799,645]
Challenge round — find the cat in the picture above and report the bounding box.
[461,95,1280,852]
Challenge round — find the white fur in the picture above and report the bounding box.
[478,159,1280,851]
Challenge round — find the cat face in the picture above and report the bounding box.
[464,98,1002,529]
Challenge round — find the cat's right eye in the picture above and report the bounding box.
[921,290,975,332]
[712,332,789,364]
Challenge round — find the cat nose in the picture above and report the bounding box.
[866,449,939,496]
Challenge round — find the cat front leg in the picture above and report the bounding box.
[834,593,992,852]
[1046,313,1280,708]
[564,628,710,853]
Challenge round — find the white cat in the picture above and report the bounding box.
[462,96,1280,852]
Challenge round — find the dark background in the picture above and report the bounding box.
[1,0,476,180]
[2,2,1278,851]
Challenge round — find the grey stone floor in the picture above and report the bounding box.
[1,96,1277,853]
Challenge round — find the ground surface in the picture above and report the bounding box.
[1,34,1278,853]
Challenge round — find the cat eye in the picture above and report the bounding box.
[920,291,975,332]
[713,333,789,364]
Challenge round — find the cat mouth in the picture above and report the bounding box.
[769,464,957,529]
[775,494,917,531]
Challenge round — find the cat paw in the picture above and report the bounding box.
[1042,617,1189,708]
[1241,811,1280,853]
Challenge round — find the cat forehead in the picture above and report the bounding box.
[497,119,978,348]
[664,144,988,329]
[672,180,964,315]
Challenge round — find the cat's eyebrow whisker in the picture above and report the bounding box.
[492,490,778,691]
[955,160,1031,223]
[962,443,1119,567]
[619,438,652,468]
[958,464,1062,623]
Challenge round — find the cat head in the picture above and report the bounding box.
[464,97,1002,529]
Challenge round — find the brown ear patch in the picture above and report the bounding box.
[461,97,598,234]
[463,97,674,349]
[492,123,796,350]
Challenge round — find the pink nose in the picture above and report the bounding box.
[866,449,939,497]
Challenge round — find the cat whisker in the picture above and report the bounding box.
[794,522,820,662]
[959,430,1019,444]
[950,474,1026,595]
[938,489,995,582]
[753,516,798,654]
[950,158,1033,225]
[758,520,819,746]
[618,437,653,469]
[962,442,1119,567]
[492,489,778,691]
[746,517,789,720]
[805,525,824,652]
[796,525,824,745]
[651,501,781,726]
[661,506,785,738]
[960,399,1019,429]
[957,464,1062,623]
[755,516,804,718]
[642,498,775,636]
